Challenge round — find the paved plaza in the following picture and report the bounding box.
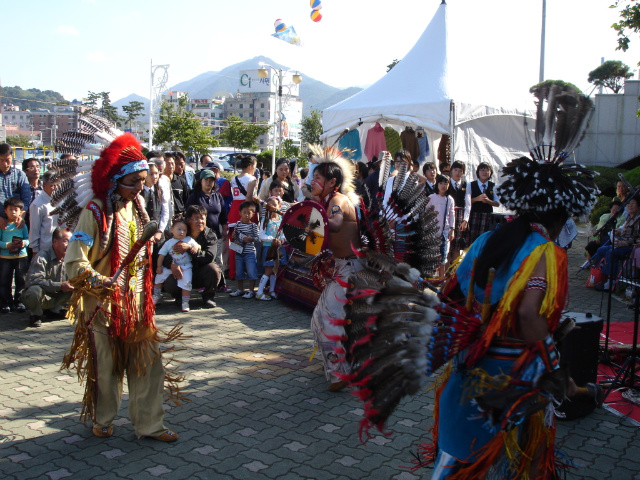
[1,230,639,479]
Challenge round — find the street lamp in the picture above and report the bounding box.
[257,63,302,165]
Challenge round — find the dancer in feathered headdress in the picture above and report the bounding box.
[55,115,182,442]
[306,145,364,391]
[421,82,599,479]
[338,84,601,480]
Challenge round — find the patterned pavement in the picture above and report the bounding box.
[0,230,639,479]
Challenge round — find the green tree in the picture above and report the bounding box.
[386,59,400,72]
[154,96,219,156]
[280,139,300,160]
[588,60,633,93]
[529,79,582,94]
[83,91,101,114]
[300,108,323,147]
[122,100,145,130]
[6,135,31,147]
[612,0,640,52]
[256,150,274,172]
[218,115,270,152]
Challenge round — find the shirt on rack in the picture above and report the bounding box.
[364,122,387,162]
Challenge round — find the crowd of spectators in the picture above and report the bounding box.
[5,139,629,326]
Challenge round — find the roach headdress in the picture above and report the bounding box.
[308,144,359,206]
[497,83,599,216]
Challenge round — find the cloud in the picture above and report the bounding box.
[86,51,113,63]
[56,25,79,36]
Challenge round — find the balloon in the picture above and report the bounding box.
[274,19,287,33]
[310,10,322,22]
[310,0,322,10]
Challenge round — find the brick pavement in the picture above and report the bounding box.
[1,228,639,479]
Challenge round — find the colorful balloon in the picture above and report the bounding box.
[310,0,322,10]
[310,10,322,22]
[274,19,287,33]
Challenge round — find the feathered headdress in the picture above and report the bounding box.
[51,114,149,249]
[307,144,359,206]
[497,82,599,216]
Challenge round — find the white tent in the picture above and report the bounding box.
[321,1,533,175]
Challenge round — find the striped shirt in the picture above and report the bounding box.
[234,221,260,254]
[0,167,31,217]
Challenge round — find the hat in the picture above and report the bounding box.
[200,169,216,180]
[205,161,221,171]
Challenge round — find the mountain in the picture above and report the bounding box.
[166,56,362,117]
[113,93,149,112]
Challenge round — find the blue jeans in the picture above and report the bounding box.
[0,256,28,306]
[235,251,258,280]
[592,244,632,277]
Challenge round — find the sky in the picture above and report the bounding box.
[2,0,640,108]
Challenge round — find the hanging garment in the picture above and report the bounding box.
[338,129,363,161]
[384,127,402,157]
[363,122,387,162]
[400,127,419,162]
[417,130,430,163]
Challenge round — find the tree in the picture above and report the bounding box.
[257,150,274,172]
[300,108,323,147]
[612,0,640,52]
[588,60,633,93]
[218,115,270,152]
[154,96,219,156]
[281,139,300,160]
[6,135,31,147]
[529,79,582,94]
[122,100,145,130]
[386,59,400,72]
[82,91,122,125]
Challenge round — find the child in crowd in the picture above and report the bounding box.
[230,201,260,299]
[428,174,455,277]
[0,197,29,313]
[256,196,286,301]
[256,178,291,219]
[153,218,200,312]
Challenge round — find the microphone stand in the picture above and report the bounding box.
[599,191,640,364]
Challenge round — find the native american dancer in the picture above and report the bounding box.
[306,147,363,392]
[54,116,184,441]
[340,83,601,479]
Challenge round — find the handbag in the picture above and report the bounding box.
[586,262,605,288]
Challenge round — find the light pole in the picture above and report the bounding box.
[257,63,302,166]
[149,60,170,150]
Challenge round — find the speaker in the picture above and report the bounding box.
[556,312,603,420]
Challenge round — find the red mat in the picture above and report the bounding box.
[598,321,640,426]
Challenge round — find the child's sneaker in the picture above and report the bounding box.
[153,293,162,305]
[229,289,244,297]
[256,293,272,301]
[242,291,255,299]
[270,291,278,299]
[218,285,231,293]
[182,301,190,313]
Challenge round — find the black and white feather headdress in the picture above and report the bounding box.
[497,82,599,216]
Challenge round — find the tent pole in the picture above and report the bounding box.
[449,100,456,163]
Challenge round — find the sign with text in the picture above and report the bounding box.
[238,69,300,96]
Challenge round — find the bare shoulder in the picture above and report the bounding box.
[328,192,356,219]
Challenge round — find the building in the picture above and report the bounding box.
[575,79,640,167]
[162,71,303,153]
[1,102,83,146]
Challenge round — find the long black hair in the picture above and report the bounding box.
[474,209,568,288]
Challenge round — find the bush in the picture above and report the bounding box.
[591,165,626,198]
[589,195,611,226]
[257,150,273,173]
[623,165,640,188]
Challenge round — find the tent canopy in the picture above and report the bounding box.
[321,1,532,171]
